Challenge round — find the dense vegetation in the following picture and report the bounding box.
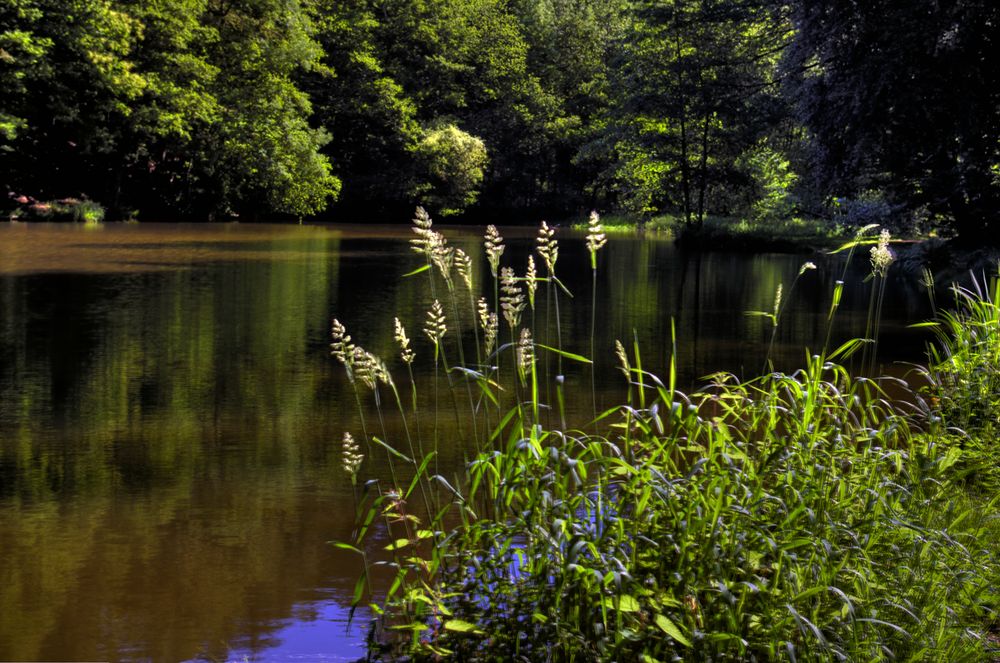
[3,1,999,239]
[331,213,999,660]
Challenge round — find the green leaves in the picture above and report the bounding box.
[654,614,692,647]
[443,619,484,635]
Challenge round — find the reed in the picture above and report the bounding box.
[330,212,1000,662]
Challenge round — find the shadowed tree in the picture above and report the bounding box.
[785,0,1000,241]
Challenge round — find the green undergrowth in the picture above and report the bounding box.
[572,212,862,253]
[331,214,1000,661]
[9,197,105,224]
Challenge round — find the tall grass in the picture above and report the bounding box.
[331,214,1000,662]
[915,270,1000,492]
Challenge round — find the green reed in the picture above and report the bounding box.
[330,212,1000,662]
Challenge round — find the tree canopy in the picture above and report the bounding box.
[2,0,998,239]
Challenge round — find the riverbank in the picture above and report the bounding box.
[336,215,1000,661]
[571,212,893,253]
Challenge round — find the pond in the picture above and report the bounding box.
[0,222,934,662]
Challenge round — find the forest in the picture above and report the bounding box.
[2,0,999,240]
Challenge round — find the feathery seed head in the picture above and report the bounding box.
[870,229,894,276]
[330,319,354,364]
[373,354,393,388]
[485,312,498,356]
[410,206,437,256]
[517,327,535,382]
[352,346,378,390]
[394,317,415,364]
[455,248,473,290]
[410,207,455,286]
[536,221,559,275]
[586,210,607,264]
[330,318,356,382]
[500,267,525,330]
[478,297,499,356]
[424,299,447,344]
[477,296,491,330]
[413,206,432,229]
[772,284,783,321]
[615,340,630,379]
[342,432,364,482]
[431,238,454,286]
[526,255,538,309]
[484,225,505,277]
[799,261,817,276]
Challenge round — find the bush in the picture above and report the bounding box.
[10,197,105,223]
[412,125,489,216]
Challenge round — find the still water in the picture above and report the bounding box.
[0,222,933,661]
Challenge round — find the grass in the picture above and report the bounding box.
[331,214,1000,661]
[571,212,860,252]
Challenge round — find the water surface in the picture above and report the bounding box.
[0,222,933,661]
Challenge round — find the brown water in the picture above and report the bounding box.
[0,222,933,662]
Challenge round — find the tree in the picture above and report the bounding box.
[785,0,1000,240]
[412,124,488,215]
[1,0,339,219]
[595,0,791,225]
[301,0,420,214]
[0,0,148,203]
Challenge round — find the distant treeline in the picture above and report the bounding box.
[2,1,998,238]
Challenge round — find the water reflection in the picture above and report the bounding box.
[0,223,933,661]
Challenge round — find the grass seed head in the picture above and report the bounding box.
[341,432,364,482]
[500,267,525,330]
[478,297,498,356]
[394,317,415,364]
[352,346,378,390]
[536,221,559,275]
[455,248,473,290]
[517,327,535,380]
[586,210,607,262]
[424,299,447,344]
[615,339,630,379]
[410,206,436,256]
[526,255,538,308]
[330,318,358,384]
[870,229,894,276]
[484,225,504,277]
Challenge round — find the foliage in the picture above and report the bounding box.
[737,139,798,223]
[594,0,793,226]
[784,0,1000,241]
[412,125,488,216]
[3,0,1000,237]
[10,197,105,223]
[0,0,338,219]
[332,212,1000,661]
[830,192,897,232]
[920,274,1000,490]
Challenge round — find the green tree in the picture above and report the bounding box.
[785,0,1000,240]
[1,0,338,219]
[595,0,791,225]
[301,0,420,214]
[0,0,147,202]
[412,124,488,215]
[201,0,339,217]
